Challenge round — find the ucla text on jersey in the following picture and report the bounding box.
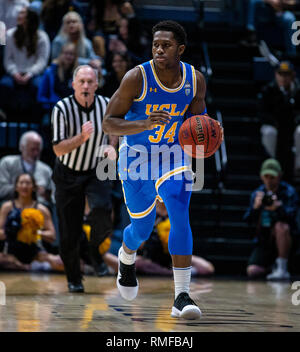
[122,60,197,152]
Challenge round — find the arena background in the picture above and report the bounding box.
[0,0,299,336]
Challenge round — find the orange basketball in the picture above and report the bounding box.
[178,115,222,158]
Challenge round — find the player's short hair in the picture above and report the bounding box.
[152,20,187,46]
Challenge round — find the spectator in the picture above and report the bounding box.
[106,34,128,63]
[0,7,50,119]
[116,16,148,65]
[0,0,30,85]
[51,11,102,71]
[88,0,135,38]
[86,0,137,61]
[259,61,300,180]
[101,51,132,98]
[244,159,299,280]
[40,0,72,42]
[243,0,297,56]
[0,0,29,30]
[0,131,54,208]
[105,23,146,70]
[0,173,63,271]
[38,42,78,112]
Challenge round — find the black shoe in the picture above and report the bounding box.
[171,292,202,319]
[68,282,84,293]
[95,261,109,277]
[116,248,138,300]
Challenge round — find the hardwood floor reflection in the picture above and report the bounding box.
[0,272,299,332]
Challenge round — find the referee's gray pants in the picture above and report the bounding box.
[53,160,113,284]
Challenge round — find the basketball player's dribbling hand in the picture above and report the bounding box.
[145,110,171,130]
[81,121,94,142]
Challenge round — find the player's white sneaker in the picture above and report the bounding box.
[117,249,139,301]
[266,268,291,281]
[171,292,202,320]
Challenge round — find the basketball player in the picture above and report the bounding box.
[103,20,222,319]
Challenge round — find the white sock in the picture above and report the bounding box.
[173,266,192,299]
[276,257,288,271]
[119,246,136,265]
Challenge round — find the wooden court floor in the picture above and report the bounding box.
[0,272,299,332]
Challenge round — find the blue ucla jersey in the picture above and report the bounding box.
[122,60,197,152]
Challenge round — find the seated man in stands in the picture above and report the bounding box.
[244,159,299,280]
[258,61,300,180]
[0,131,54,209]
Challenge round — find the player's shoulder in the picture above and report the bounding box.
[118,65,144,98]
[189,67,206,97]
[193,68,205,82]
[121,60,151,85]
[122,65,144,83]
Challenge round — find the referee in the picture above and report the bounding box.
[51,65,116,293]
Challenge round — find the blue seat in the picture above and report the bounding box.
[19,123,29,138]
[8,122,18,149]
[29,123,39,132]
[0,122,40,151]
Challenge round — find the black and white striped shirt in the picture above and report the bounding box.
[51,94,109,171]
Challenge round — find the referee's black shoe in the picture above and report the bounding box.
[68,281,84,293]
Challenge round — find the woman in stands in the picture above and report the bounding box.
[0,173,63,272]
[0,7,50,119]
[51,11,102,71]
[38,42,78,112]
[101,51,132,98]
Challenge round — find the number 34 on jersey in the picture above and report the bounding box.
[146,103,189,143]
